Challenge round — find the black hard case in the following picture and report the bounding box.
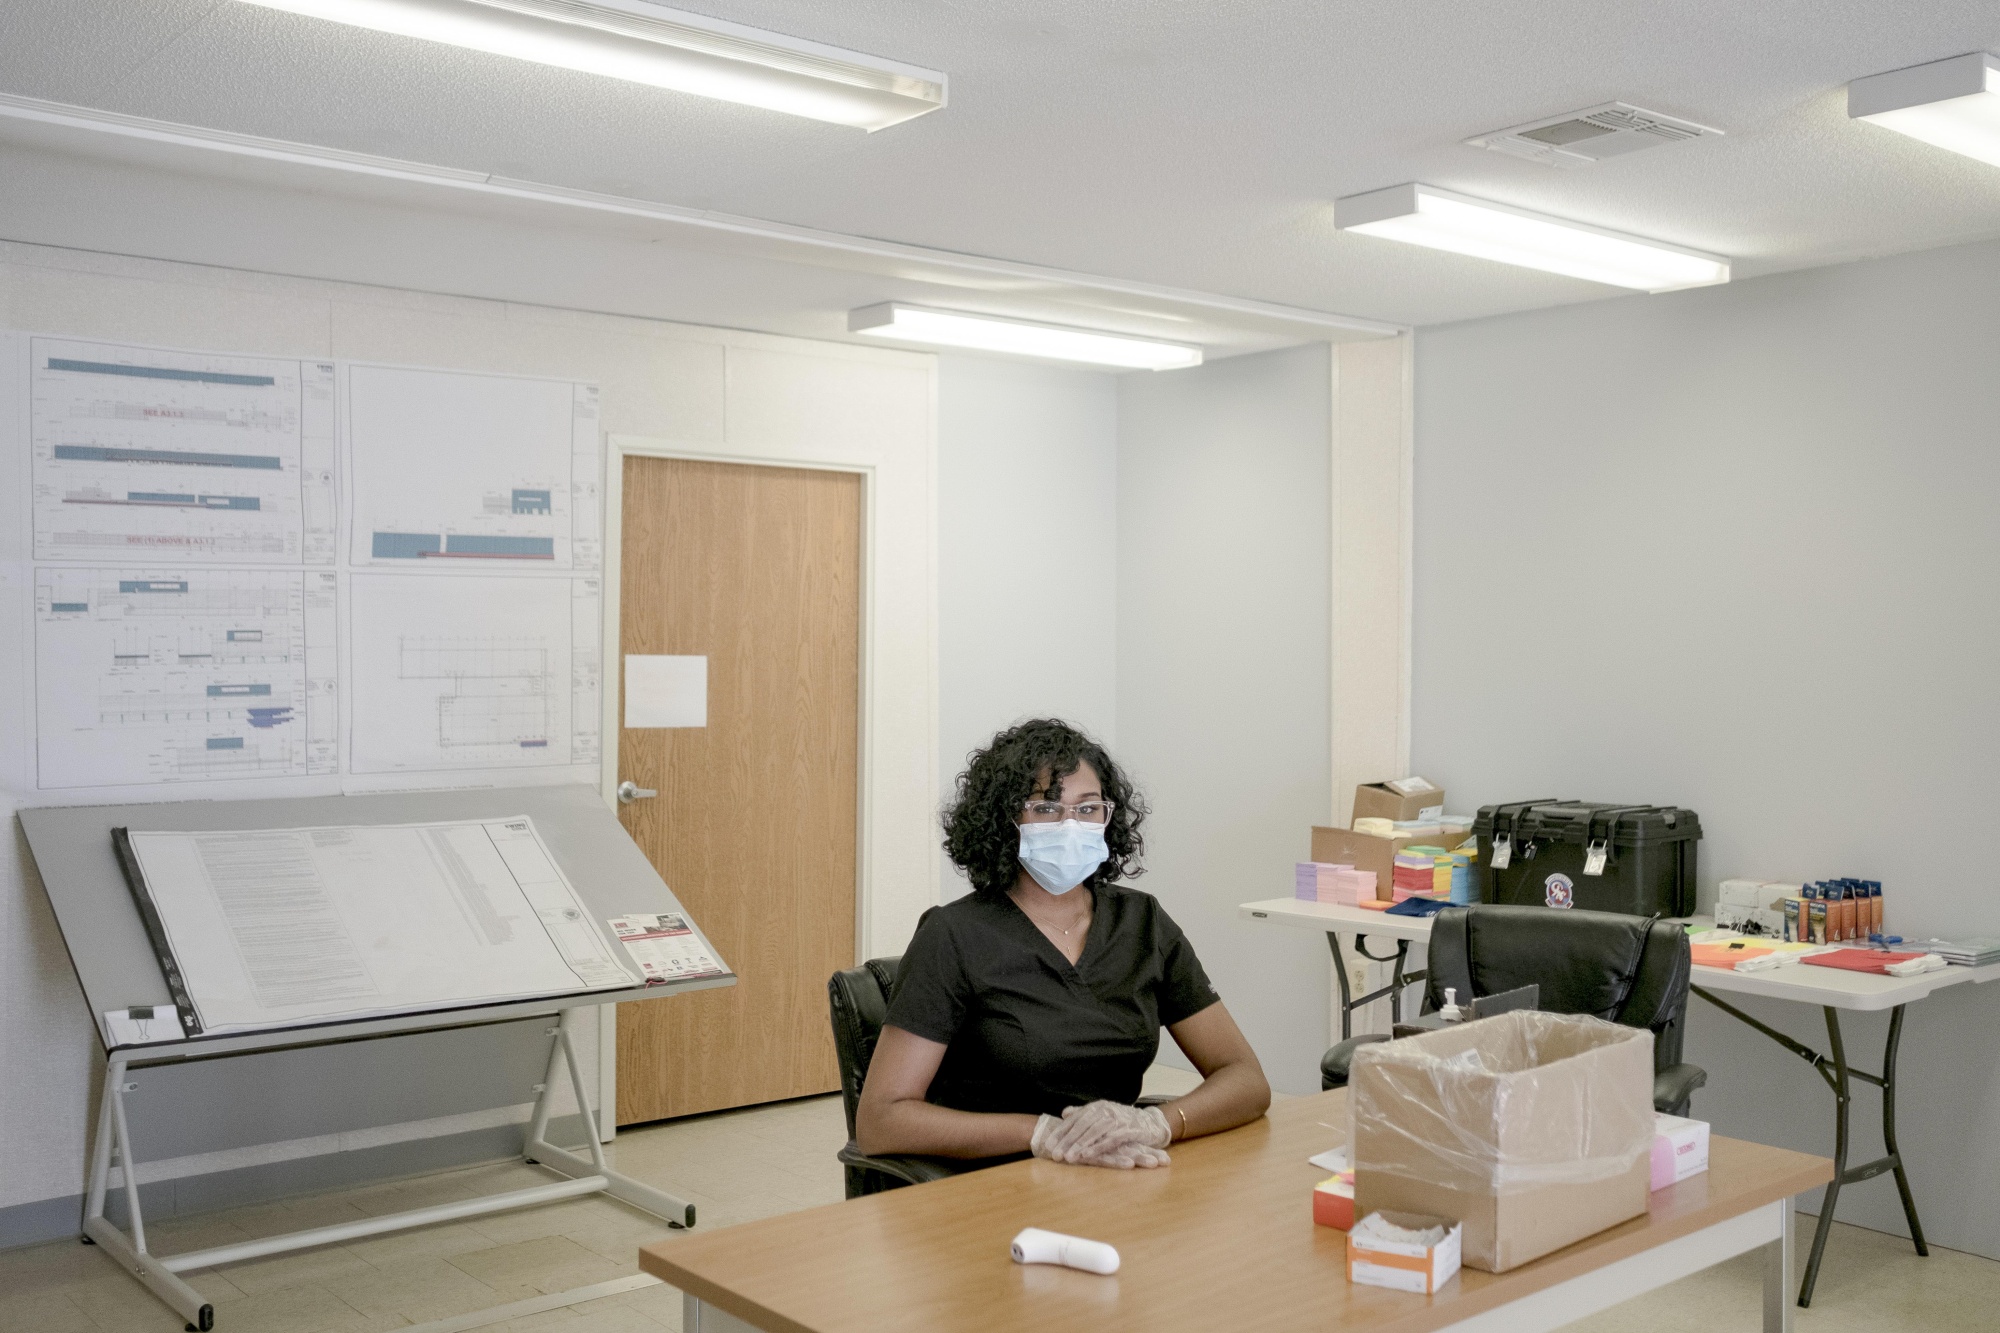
[1472,801,1702,917]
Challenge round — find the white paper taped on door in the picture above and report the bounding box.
[624,655,707,728]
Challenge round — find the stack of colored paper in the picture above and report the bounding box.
[1393,848,1444,902]
[1296,862,1377,905]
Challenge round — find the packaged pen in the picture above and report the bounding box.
[1806,884,1828,946]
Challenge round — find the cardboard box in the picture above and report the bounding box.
[1350,1011,1654,1273]
[1650,1114,1710,1191]
[1346,1212,1462,1294]
[1313,1172,1356,1230]
[1313,826,1464,901]
[1352,780,1447,826]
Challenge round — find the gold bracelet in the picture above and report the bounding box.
[1173,1106,1189,1142]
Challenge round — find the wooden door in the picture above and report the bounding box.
[615,456,860,1124]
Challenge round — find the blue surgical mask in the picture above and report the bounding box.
[1017,820,1109,895]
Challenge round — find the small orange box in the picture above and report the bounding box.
[1346,1212,1462,1295]
[1313,1173,1356,1230]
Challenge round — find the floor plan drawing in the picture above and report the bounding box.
[30,337,336,564]
[33,568,339,788]
[346,574,601,775]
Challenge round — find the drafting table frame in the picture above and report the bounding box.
[1240,897,2000,1310]
[21,784,734,1333]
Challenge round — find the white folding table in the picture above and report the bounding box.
[1239,896,2000,1307]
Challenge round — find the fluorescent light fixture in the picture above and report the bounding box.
[234,0,946,130]
[848,304,1203,370]
[1850,52,2000,168]
[1334,182,1730,292]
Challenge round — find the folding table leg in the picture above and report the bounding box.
[1796,1008,1848,1307]
[1691,987,1930,1309]
[1326,932,1352,1042]
[1880,1005,1928,1258]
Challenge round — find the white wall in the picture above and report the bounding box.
[1412,236,2000,1260]
[1117,345,1336,1095]
[935,354,1119,901]
[0,239,938,1246]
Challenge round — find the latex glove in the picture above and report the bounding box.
[1030,1113,1066,1161]
[1084,1140,1171,1170]
[1044,1101,1172,1164]
[1031,1109,1171,1169]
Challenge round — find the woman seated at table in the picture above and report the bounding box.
[856,718,1270,1169]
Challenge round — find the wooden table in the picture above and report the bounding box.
[1240,895,2000,1306]
[639,1090,1830,1333]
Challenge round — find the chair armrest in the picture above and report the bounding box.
[836,1142,989,1187]
[1321,1034,1391,1090]
[1653,1063,1708,1117]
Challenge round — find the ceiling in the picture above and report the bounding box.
[4,0,2000,346]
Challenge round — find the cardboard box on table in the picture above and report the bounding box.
[1352,781,1447,825]
[1312,825,1468,901]
[1349,1011,1655,1273]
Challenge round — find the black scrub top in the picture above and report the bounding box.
[883,884,1221,1117]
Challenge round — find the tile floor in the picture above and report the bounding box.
[2,1074,1994,1333]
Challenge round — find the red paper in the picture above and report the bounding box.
[1800,948,1925,975]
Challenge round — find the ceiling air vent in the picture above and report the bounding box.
[1465,102,1722,167]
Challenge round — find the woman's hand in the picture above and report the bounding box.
[1034,1100,1172,1167]
[1031,1109,1171,1168]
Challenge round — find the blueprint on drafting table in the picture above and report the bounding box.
[121,815,637,1034]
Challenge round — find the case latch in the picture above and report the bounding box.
[1583,839,1609,876]
[1491,833,1512,870]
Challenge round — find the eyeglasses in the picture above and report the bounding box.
[1020,800,1115,825]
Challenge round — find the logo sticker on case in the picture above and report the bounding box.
[1544,873,1575,909]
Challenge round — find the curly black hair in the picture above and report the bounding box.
[942,718,1146,895]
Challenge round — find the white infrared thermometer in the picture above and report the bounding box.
[1010,1227,1120,1275]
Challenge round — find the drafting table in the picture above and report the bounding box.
[21,783,733,1332]
[1240,897,2000,1308]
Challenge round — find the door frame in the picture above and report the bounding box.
[598,435,925,1127]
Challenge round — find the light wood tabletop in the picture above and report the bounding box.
[638,1090,1831,1333]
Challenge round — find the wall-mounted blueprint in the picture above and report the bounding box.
[11,332,604,793]
[346,573,602,775]
[31,337,335,565]
[34,568,339,788]
[345,366,601,571]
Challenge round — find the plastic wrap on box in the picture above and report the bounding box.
[1349,1010,1655,1272]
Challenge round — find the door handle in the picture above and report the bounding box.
[617,780,658,805]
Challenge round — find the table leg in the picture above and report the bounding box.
[1763,1197,1794,1333]
[1796,1008,1847,1307]
[1690,988,1931,1309]
[1327,933,1428,1043]
[685,1293,760,1332]
[1327,932,1352,1042]
[1881,1005,1929,1258]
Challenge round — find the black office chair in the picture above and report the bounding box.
[1319,904,1708,1116]
[829,956,1000,1197]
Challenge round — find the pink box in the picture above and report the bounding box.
[1650,1114,1709,1191]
